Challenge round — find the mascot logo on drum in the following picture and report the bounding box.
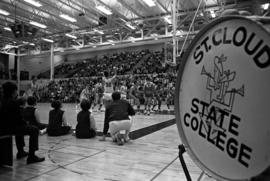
[199,54,245,144]
[201,54,245,112]
[183,53,252,168]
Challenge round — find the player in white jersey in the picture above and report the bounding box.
[77,85,92,113]
[79,85,91,103]
[31,76,40,101]
[102,71,117,107]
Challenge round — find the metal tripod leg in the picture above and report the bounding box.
[178,144,192,181]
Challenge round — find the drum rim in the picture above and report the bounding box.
[174,15,270,181]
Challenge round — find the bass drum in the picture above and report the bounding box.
[175,16,270,181]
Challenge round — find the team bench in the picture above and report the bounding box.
[0,134,13,166]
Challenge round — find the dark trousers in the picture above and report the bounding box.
[13,125,39,153]
[35,123,47,130]
[76,128,96,139]
[47,126,71,136]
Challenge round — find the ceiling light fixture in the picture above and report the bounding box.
[65,33,77,39]
[30,21,47,28]
[120,18,127,23]
[4,27,12,31]
[141,0,156,7]
[94,29,104,34]
[23,0,42,7]
[60,14,77,23]
[0,9,10,16]
[126,23,136,30]
[262,3,269,10]
[42,38,54,43]
[163,16,172,24]
[96,5,112,15]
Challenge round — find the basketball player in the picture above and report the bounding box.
[129,82,140,111]
[102,71,117,108]
[151,85,162,112]
[79,85,91,103]
[119,81,127,100]
[23,85,34,99]
[77,85,92,113]
[93,82,104,111]
[165,83,174,111]
[143,78,156,115]
[31,76,40,101]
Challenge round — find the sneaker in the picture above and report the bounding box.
[116,134,124,146]
[27,155,45,164]
[117,139,124,146]
[17,151,28,159]
[123,137,130,143]
[39,128,47,135]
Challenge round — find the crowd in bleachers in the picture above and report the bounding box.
[38,77,97,103]
[27,49,179,111]
[37,73,176,104]
[0,70,9,79]
[72,50,149,78]
[36,49,178,80]
[132,50,170,74]
[54,62,84,76]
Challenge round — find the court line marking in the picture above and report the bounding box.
[10,118,176,180]
[24,137,106,181]
[150,155,179,181]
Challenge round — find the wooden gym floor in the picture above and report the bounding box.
[0,103,215,181]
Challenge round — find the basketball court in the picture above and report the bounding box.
[0,0,270,180]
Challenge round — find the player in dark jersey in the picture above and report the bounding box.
[165,83,174,111]
[129,82,140,111]
[151,84,163,112]
[143,78,156,115]
[93,82,104,111]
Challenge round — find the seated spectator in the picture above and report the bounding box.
[23,96,47,134]
[47,100,71,136]
[100,92,135,145]
[0,82,45,164]
[75,99,96,138]
[17,96,27,115]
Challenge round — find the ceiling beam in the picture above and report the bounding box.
[145,20,163,37]
[156,0,170,13]
[0,1,64,32]
[93,0,132,31]
[67,0,110,26]
[45,0,99,25]
[130,0,254,22]
[117,0,143,18]
[16,0,82,29]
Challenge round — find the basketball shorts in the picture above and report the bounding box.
[103,92,112,101]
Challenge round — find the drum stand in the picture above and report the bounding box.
[178,144,206,181]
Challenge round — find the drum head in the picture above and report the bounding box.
[175,16,270,180]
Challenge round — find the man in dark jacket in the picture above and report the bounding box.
[0,82,45,164]
[100,91,135,145]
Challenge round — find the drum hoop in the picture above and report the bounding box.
[174,15,270,181]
